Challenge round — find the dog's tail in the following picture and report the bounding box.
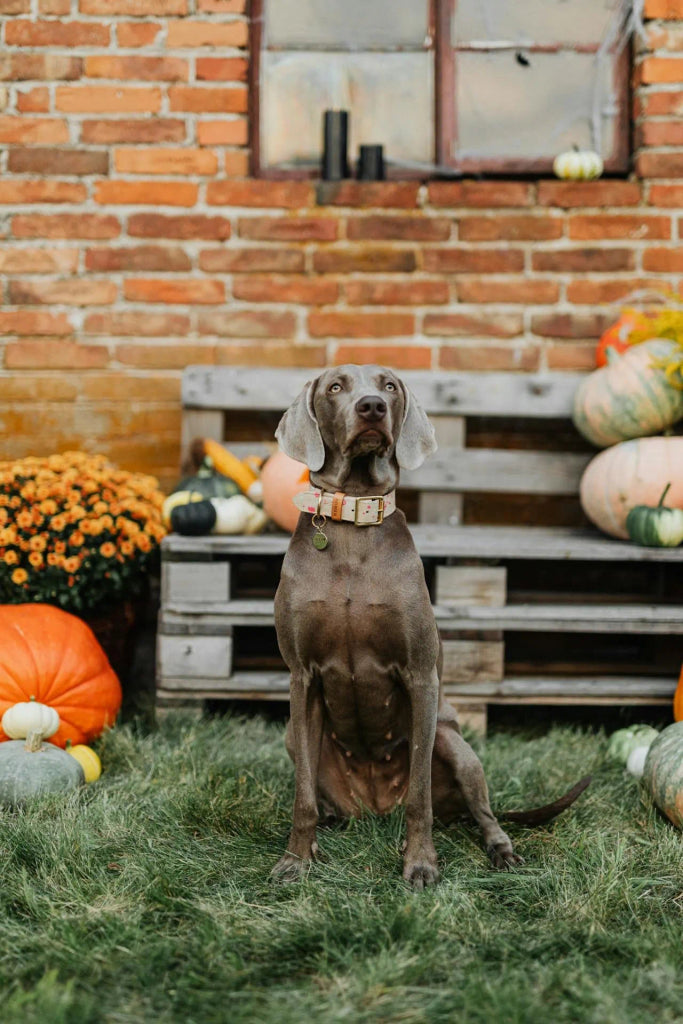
[501,775,591,827]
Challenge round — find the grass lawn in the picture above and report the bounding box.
[2,710,682,1024]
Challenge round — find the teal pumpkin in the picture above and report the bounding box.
[607,725,659,762]
[626,483,683,548]
[175,459,240,501]
[642,721,683,828]
[0,732,85,806]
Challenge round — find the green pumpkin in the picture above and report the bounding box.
[607,725,659,763]
[175,458,241,501]
[626,483,683,548]
[0,732,85,807]
[642,721,683,828]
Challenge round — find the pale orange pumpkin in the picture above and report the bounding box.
[0,604,122,748]
[573,339,683,448]
[260,450,309,533]
[580,436,683,539]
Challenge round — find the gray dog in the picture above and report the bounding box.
[272,364,589,888]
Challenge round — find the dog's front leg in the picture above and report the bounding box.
[272,673,322,882]
[403,669,440,890]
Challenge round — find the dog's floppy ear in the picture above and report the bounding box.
[275,378,325,471]
[395,382,437,470]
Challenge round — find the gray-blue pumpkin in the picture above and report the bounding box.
[0,733,85,807]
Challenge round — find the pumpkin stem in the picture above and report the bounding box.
[24,730,44,753]
[658,482,672,507]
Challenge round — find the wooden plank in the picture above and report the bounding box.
[157,671,290,695]
[436,567,507,607]
[180,409,223,470]
[404,448,590,496]
[157,633,233,680]
[450,702,487,734]
[161,561,230,605]
[162,526,683,563]
[444,675,676,698]
[418,415,465,524]
[182,366,584,418]
[441,639,504,685]
[158,610,234,634]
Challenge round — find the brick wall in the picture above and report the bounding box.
[0,0,682,488]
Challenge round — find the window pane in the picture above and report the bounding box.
[261,52,433,168]
[453,0,620,47]
[455,51,617,160]
[267,0,429,49]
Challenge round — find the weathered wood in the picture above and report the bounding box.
[157,633,233,681]
[405,448,590,496]
[182,366,584,418]
[441,639,504,685]
[436,566,507,607]
[444,675,676,698]
[418,416,465,524]
[450,702,488,734]
[161,561,230,605]
[180,408,223,469]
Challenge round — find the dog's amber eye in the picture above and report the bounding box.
[385,382,396,392]
[328,383,342,394]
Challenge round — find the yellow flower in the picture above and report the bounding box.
[28,551,43,569]
[4,550,18,566]
[69,531,85,548]
[16,510,33,530]
[51,515,67,532]
[29,535,47,552]
[135,533,152,553]
[63,556,81,574]
[11,568,28,585]
[99,542,117,559]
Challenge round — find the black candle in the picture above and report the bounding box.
[357,144,385,181]
[321,110,349,181]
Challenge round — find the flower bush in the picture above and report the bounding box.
[0,452,166,613]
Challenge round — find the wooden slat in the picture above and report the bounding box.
[436,566,507,607]
[418,415,465,523]
[182,366,584,418]
[161,562,230,605]
[157,634,233,680]
[442,639,504,684]
[180,408,223,469]
[444,676,676,698]
[404,448,590,495]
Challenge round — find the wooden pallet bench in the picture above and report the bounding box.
[157,366,683,732]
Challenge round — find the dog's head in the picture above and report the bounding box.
[275,365,436,486]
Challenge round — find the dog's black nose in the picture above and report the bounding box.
[355,395,387,422]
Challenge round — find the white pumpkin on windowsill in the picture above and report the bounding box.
[553,148,604,181]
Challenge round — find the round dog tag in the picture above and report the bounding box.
[313,533,328,550]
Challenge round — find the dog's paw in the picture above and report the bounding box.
[270,851,312,883]
[403,858,440,891]
[487,841,524,871]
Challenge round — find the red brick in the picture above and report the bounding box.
[85,246,191,272]
[237,216,338,242]
[197,0,246,9]
[94,181,198,206]
[9,280,117,306]
[116,22,162,47]
[345,279,449,306]
[649,184,683,207]
[545,343,597,371]
[232,276,338,305]
[0,311,73,335]
[0,375,77,402]
[640,57,683,83]
[129,213,231,239]
[5,20,110,46]
[0,55,83,81]
[4,341,107,369]
[639,120,683,146]
[84,56,189,81]
[0,0,29,10]
[81,119,185,144]
[568,215,671,241]
[458,216,563,241]
[80,0,188,12]
[0,181,87,204]
[429,182,532,208]
[223,150,250,177]
[124,279,225,304]
[637,152,683,178]
[537,181,643,208]
[308,312,414,338]
[422,249,524,273]
[12,214,119,239]
[199,248,304,272]
[197,119,247,146]
[313,249,416,273]
[40,0,71,12]
[566,279,665,304]
[198,310,297,338]
[532,249,635,272]
[215,343,326,368]
[640,91,683,116]
[168,86,246,113]
[115,344,215,369]
[207,180,312,208]
[642,248,683,272]
[85,312,190,336]
[455,279,560,304]
[56,87,161,113]
[531,313,611,339]
[196,57,248,81]
[0,248,79,274]
[81,375,180,402]
[423,312,522,338]
[0,117,68,144]
[166,20,248,47]
[347,216,451,242]
[8,147,108,175]
[16,88,50,113]
[115,148,218,175]
[644,0,683,15]
[439,343,540,372]
[316,182,419,208]
[333,345,431,370]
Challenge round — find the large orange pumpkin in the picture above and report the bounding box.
[579,436,683,539]
[573,339,683,448]
[260,450,309,533]
[0,604,122,748]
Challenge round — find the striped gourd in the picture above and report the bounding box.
[572,339,683,448]
[642,722,683,829]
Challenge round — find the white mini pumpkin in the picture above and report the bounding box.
[1,698,60,741]
[553,149,604,181]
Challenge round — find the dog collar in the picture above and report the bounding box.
[293,488,396,526]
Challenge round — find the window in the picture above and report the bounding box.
[251,0,631,177]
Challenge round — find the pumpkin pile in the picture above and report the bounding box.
[0,604,119,806]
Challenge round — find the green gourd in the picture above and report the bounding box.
[0,731,85,807]
[626,483,683,548]
[642,721,683,828]
[175,458,241,501]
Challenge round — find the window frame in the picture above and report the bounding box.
[250,0,631,179]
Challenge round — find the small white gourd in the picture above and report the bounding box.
[211,495,268,535]
[2,697,60,741]
[553,149,604,181]
[626,744,651,780]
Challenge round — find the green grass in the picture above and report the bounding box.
[2,712,682,1024]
